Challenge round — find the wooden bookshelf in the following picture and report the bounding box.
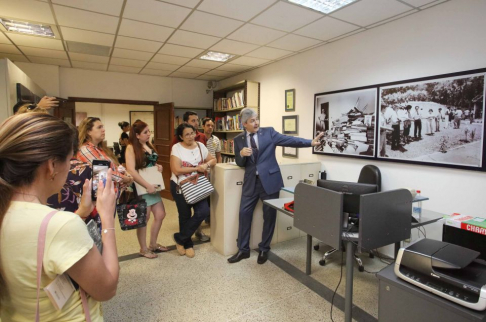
[212,80,260,163]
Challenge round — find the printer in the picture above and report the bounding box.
[395,238,486,311]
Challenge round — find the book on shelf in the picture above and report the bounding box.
[221,139,235,154]
[222,155,235,163]
[214,115,242,131]
[214,90,245,111]
[444,213,486,235]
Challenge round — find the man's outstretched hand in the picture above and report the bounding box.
[37,96,59,109]
[311,132,325,146]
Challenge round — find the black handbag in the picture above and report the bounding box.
[116,197,147,231]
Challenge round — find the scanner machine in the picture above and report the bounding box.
[395,238,486,311]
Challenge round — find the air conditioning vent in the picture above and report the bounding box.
[66,41,111,57]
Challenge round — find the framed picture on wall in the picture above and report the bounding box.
[130,111,154,135]
[282,115,298,135]
[282,146,298,158]
[313,86,377,158]
[377,69,486,170]
[285,89,295,112]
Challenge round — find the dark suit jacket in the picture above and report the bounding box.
[234,127,312,196]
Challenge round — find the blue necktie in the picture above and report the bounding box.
[250,133,259,163]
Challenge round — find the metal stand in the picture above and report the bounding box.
[306,234,312,275]
[344,240,355,322]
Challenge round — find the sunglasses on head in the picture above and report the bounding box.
[26,104,37,111]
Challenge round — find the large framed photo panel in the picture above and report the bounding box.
[377,70,486,170]
[313,87,377,158]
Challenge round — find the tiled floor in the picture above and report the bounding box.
[103,198,388,322]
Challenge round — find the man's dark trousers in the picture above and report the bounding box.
[237,177,279,253]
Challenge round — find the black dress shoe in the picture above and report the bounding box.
[257,251,268,264]
[227,251,250,263]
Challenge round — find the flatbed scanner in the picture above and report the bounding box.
[395,238,486,311]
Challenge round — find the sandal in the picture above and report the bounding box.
[139,249,157,259]
[149,244,169,253]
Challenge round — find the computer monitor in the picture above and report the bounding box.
[317,179,378,215]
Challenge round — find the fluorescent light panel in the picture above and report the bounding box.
[0,18,55,37]
[200,51,235,62]
[288,0,356,14]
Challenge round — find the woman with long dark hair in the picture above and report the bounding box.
[118,121,130,164]
[125,120,168,259]
[0,113,118,320]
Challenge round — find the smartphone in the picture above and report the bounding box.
[92,160,110,201]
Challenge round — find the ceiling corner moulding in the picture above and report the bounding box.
[288,0,356,14]
[0,18,56,38]
[200,51,236,62]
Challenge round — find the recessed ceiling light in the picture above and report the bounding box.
[288,0,356,14]
[200,51,235,62]
[0,18,55,37]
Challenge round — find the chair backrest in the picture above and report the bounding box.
[113,142,121,155]
[357,165,381,192]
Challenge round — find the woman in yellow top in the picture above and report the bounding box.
[0,113,119,321]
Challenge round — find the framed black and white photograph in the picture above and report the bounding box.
[285,89,295,112]
[377,70,485,170]
[282,146,298,158]
[313,87,377,158]
[282,115,298,135]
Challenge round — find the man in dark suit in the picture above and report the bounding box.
[228,108,323,264]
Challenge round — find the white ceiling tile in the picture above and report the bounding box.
[0,33,11,44]
[196,75,226,81]
[54,5,119,33]
[177,66,209,74]
[400,0,437,7]
[69,52,109,63]
[110,57,147,67]
[0,53,29,62]
[251,1,322,32]
[140,68,172,76]
[19,46,67,59]
[6,34,64,50]
[267,34,321,51]
[246,46,292,59]
[151,54,190,65]
[216,63,251,72]
[0,44,21,55]
[118,19,174,42]
[158,44,203,58]
[161,0,200,8]
[115,36,162,53]
[170,71,200,79]
[112,48,153,60]
[227,24,286,46]
[168,30,221,49]
[61,27,115,46]
[186,59,223,69]
[230,56,270,66]
[366,9,417,29]
[198,0,277,21]
[180,11,243,38]
[210,39,259,55]
[72,60,107,71]
[52,0,124,16]
[108,65,142,73]
[330,0,412,27]
[294,17,358,41]
[205,70,235,77]
[123,0,191,28]
[145,62,180,71]
[29,56,71,67]
[0,0,55,24]
[419,0,448,9]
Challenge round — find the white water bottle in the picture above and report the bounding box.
[412,190,422,220]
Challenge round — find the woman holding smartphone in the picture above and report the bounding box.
[0,113,118,321]
[125,120,168,259]
[77,117,133,190]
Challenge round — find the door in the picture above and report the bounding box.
[154,102,174,200]
[54,98,75,125]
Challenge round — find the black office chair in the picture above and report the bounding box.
[314,164,382,271]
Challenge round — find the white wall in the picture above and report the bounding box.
[222,0,486,249]
[14,62,60,97]
[0,59,46,121]
[76,102,153,146]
